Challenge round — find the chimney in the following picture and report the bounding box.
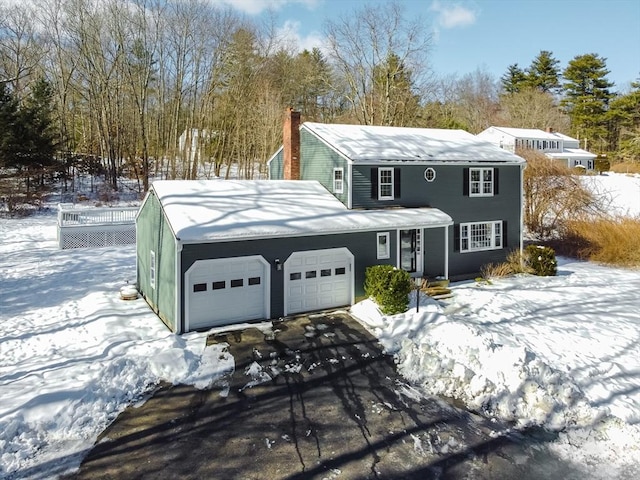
[283,107,301,180]
[546,127,554,133]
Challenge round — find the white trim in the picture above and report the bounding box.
[460,220,503,253]
[424,167,436,182]
[378,167,394,200]
[347,164,353,209]
[444,226,449,280]
[469,167,494,197]
[176,240,183,334]
[397,229,423,276]
[376,232,390,259]
[333,167,344,194]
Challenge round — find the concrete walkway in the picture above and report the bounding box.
[67,312,581,479]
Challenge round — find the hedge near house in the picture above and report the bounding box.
[364,265,412,315]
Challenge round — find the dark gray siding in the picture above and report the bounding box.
[353,163,522,278]
[179,230,405,328]
[300,129,350,205]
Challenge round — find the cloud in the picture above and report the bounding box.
[214,0,320,16]
[430,1,477,29]
[275,19,327,53]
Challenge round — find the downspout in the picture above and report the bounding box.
[347,162,353,209]
[175,238,183,334]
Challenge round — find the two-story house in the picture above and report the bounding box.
[136,109,525,333]
[477,126,596,171]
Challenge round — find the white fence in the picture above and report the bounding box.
[57,203,138,249]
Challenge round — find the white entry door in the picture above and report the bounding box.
[185,256,270,331]
[284,248,354,316]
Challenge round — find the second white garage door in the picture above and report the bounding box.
[185,256,270,331]
[284,247,354,315]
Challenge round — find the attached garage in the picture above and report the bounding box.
[185,256,270,330]
[284,248,353,316]
[136,179,452,333]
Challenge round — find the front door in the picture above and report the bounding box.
[399,229,423,275]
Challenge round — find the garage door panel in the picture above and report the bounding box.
[285,248,353,315]
[186,256,269,330]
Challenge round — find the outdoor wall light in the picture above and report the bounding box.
[275,258,282,271]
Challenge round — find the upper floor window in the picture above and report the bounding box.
[378,167,394,200]
[469,168,494,197]
[460,221,503,252]
[424,167,436,182]
[376,232,390,259]
[333,168,344,194]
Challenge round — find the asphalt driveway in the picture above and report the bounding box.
[67,311,580,479]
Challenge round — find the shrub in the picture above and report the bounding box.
[364,265,412,315]
[562,217,640,267]
[609,162,640,175]
[594,156,610,174]
[525,245,557,276]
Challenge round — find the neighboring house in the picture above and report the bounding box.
[178,129,211,163]
[137,109,525,333]
[477,126,597,170]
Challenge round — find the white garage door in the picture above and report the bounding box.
[284,247,354,316]
[185,256,270,331]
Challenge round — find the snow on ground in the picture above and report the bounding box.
[0,172,639,479]
[582,172,640,218]
[0,211,237,479]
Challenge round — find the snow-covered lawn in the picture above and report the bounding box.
[0,172,638,479]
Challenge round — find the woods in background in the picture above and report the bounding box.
[1,0,638,206]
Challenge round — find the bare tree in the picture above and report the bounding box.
[324,0,432,126]
[498,87,569,131]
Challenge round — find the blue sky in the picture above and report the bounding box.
[216,0,640,92]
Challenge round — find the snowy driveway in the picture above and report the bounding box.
[68,312,584,480]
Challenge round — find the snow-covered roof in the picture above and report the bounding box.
[486,126,561,140]
[303,123,525,164]
[546,148,597,160]
[151,180,453,243]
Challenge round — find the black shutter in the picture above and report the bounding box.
[371,167,378,199]
[453,224,460,252]
[501,220,507,248]
[394,167,401,199]
[494,168,499,195]
[463,168,469,196]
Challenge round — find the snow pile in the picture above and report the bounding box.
[352,259,640,475]
[353,299,598,430]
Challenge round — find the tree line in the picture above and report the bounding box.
[1,0,638,209]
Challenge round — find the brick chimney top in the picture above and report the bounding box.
[546,127,554,133]
[283,107,301,180]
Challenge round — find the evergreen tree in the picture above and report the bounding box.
[562,53,614,151]
[608,80,640,159]
[501,63,527,94]
[525,50,561,93]
[0,82,20,168]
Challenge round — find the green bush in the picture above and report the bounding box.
[364,265,412,315]
[525,245,557,276]
[595,156,610,174]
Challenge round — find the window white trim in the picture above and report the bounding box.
[333,167,344,194]
[150,250,156,289]
[377,232,390,259]
[424,167,436,182]
[378,167,394,200]
[460,221,503,252]
[469,167,494,197]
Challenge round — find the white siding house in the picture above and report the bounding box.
[477,126,597,171]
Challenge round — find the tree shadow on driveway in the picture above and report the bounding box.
[66,312,584,480]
